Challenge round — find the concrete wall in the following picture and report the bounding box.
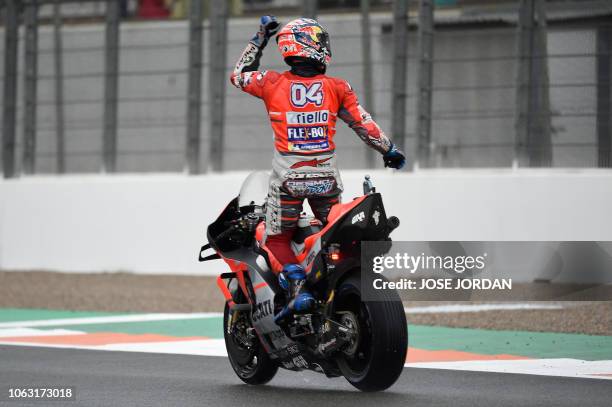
[1,170,611,277]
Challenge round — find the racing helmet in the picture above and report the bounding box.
[276,18,332,68]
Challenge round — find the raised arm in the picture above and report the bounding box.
[230,16,279,93]
[336,80,406,169]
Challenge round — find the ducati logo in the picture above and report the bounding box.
[252,299,272,322]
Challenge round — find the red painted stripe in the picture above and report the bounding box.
[254,282,268,291]
[405,348,530,363]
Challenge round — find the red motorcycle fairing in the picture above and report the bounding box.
[296,195,367,273]
[212,248,294,356]
[255,195,368,275]
[255,222,284,274]
[204,198,299,357]
[203,191,396,377]
[215,255,250,305]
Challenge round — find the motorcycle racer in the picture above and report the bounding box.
[230,16,406,321]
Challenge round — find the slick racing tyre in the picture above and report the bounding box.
[334,273,408,392]
[223,297,278,385]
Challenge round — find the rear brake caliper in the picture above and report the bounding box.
[337,311,360,356]
[289,314,316,338]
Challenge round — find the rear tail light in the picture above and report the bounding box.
[328,244,341,262]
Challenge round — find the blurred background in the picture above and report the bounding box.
[1,0,611,176]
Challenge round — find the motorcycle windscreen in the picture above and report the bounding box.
[238,171,270,208]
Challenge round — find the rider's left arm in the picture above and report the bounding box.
[336,79,406,169]
[336,79,393,155]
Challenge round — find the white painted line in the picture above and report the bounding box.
[405,358,612,380]
[0,313,223,329]
[100,339,228,357]
[0,339,228,357]
[0,328,85,337]
[404,303,564,314]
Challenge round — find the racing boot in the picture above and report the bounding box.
[274,264,315,324]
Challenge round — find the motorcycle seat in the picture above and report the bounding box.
[255,216,322,245]
[293,215,322,244]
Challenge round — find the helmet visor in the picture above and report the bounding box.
[317,31,332,57]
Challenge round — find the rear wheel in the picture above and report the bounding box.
[334,273,408,392]
[223,298,278,385]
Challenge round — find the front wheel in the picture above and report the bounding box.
[223,300,278,385]
[334,274,408,392]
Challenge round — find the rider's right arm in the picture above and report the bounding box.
[230,16,279,98]
[230,42,263,83]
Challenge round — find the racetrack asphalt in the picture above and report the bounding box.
[1,346,611,407]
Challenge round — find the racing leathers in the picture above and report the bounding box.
[230,29,395,274]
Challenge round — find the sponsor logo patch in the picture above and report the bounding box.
[288,141,330,152]
[286,110,329,125]
[287,125,328,141]
[351,211,365,224]
[255,70,267,84]
[372,210,380,225]
[284,178,336,196]
[252,299,272,322]
[292,355,309,368]
[290,157,332,169]
[287,344,300,355]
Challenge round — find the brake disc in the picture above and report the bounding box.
[231,311,254,348]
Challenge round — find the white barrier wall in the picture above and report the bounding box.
[1,169,611,276]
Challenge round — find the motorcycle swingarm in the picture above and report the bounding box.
[272,342,342,378]
[312,317,355,357]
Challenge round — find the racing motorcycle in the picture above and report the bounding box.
[198,172,407,392]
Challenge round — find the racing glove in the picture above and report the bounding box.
[250,15,280,49]
[383,143,406,169]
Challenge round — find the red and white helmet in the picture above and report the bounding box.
[276,18,332,68]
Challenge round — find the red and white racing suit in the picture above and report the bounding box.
[230,43,393,271]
